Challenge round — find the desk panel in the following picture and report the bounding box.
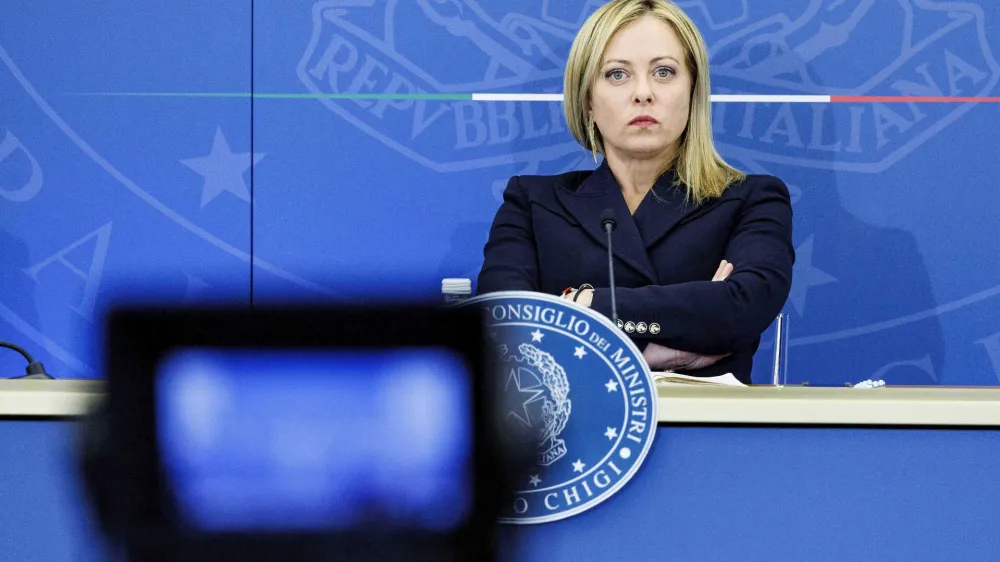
[502,425,1000,561]
[2,420,997,562]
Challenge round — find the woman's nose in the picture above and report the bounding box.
[632,77,654,104]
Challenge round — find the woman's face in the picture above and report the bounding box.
[589,15,693,163]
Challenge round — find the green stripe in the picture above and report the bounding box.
[69,92,473,100]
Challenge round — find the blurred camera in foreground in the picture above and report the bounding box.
[79,302,529,562]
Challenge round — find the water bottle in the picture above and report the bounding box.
[441,278,472,303]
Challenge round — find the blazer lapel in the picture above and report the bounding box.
[554,163,658,284]
[632,169,707,249]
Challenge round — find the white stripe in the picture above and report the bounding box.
[472,93,564,101]
[711,94,831,103]
[470,93,832,103]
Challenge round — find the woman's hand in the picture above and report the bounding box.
[712,259,733,282]
[560,288,594,308]
[642,342,730,371]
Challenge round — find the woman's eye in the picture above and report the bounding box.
[607,70,627,81]
[655,67,675,78]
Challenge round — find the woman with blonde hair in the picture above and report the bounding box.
[477,0,794,383]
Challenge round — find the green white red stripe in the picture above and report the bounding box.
[78,92,1000,103]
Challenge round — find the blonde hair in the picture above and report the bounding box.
[563,0,745,204]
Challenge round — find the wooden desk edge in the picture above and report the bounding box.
[656,385,1000,426]
[3,381,1000,426]
[0,380,104,418]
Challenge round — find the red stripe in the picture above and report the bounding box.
[831,95,1000,103]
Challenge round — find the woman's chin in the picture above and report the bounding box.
[613,140,676,160]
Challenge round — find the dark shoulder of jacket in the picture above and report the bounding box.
[723,173,791,203]
[512,169,594,198]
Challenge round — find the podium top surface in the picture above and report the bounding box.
[0,380,104,418]
[656,384,1000,426]
[2,379,1000,426]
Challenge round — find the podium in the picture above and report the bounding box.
[2,381,1000,561]
[499,385,1000,561]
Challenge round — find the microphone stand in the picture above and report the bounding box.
[1,342,54,379]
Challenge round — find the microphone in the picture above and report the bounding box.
[599,209,619,326]
[1,341,54,379]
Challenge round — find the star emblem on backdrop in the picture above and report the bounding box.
[180,127,264,208]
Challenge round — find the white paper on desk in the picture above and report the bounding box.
[652,371,747,387]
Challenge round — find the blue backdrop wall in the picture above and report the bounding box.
[2,0,1000,385]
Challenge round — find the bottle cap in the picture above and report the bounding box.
[441,278,472,294]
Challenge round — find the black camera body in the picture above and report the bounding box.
[79,303,520,562]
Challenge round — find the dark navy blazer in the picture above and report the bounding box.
[477,162,795,384]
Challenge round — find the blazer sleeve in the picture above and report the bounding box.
[590,176,795,355]
[477,176,540,294]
